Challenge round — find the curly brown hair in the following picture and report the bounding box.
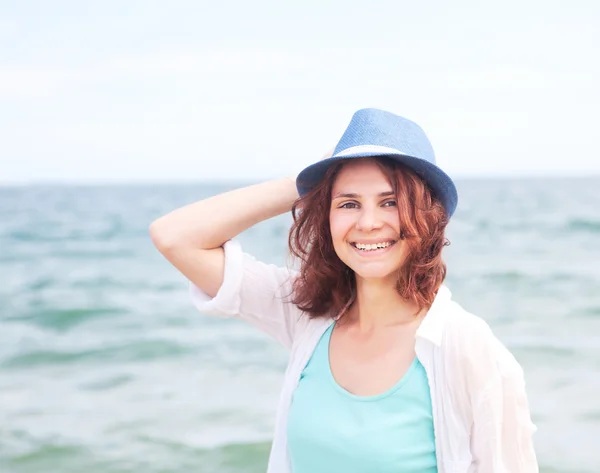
[288,157,450,319]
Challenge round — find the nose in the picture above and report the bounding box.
[356,204,384,232]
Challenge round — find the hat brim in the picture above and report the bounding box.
[296,151,458,217]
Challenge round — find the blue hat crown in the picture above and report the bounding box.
[332,108,436,164]
[297,108,458,217]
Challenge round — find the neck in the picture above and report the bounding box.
[346,276,424,332]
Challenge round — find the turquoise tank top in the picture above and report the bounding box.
[287,323,438,473]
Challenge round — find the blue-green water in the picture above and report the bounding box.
[1,179,599,473]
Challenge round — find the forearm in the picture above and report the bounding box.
[150,177,299,250]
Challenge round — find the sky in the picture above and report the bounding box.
[1,0,599,184]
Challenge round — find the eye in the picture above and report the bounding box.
[382,200,397,207]
[339,201,359,209]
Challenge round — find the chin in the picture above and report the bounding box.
[348,263,400,282]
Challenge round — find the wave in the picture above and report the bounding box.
[482,271,526,282]
[78,373,134,392]
[7,277,182,293]
[4,442,91,471]
[0,250,136,262]
[5,307,129,331]
[133,437,271,472]
[7,226,130,243]
[71,278,182,292]
[5,437,271,473]
[581,306,600,318]
[2,340,192,369]
[566,218,600,233]
[480,271,591,285]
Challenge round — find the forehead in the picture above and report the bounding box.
[332,159,392,192]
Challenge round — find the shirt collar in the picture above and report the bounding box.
[333,284,453,347]
[415,285,452,346]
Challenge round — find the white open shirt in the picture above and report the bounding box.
[189,240,539,473]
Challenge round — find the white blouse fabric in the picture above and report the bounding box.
[189,240,539,473]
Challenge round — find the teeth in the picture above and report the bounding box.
[354,242,392,251]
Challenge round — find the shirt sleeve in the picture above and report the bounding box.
[469,332,539,473]
[188,239,303,350]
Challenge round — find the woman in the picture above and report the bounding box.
[150,108,538,473]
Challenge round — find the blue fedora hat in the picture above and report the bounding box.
[296,108,458,217]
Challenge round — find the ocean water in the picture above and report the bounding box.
[1,178,599,473]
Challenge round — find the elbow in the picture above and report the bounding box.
[149,219,179,253]
[149,219,210,253]
[150,217,218,253]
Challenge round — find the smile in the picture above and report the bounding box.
[350,240,397,253]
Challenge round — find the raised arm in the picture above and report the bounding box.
[149,177,299,298]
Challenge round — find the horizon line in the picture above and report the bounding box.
[2,172,600,187]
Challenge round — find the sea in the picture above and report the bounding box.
[1,178,599,473]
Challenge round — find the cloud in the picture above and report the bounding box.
[0,67,74,99]
[0,47,317,100]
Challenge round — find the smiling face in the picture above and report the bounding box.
[329,159,408,283]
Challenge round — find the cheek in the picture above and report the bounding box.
[384,212,401,233]
[329,213,353,243]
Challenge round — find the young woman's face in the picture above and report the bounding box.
[329,159,408,283]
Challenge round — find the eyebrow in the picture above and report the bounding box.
[332,191,395,199]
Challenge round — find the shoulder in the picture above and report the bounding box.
[438,297,496,354]
[441,299,524,387]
